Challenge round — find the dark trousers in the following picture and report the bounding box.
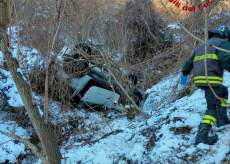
[200,85,228,123]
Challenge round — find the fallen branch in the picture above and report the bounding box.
[64,130,123,150]
[0,138,13,147]
[0,130,49,164]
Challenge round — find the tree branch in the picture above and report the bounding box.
[64,130,123,150]
[0,130,49,164]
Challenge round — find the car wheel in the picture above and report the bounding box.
[73,42,92,58]
[64,43,92,76]
[128,73,138,85]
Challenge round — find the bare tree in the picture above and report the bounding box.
[0,1,62,164]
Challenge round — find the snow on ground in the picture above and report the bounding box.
[0,112,26,163]
[1,26,230,164]
[167,23,181,30]
[60,72,230,164]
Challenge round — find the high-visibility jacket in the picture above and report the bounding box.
[182,35,230,87]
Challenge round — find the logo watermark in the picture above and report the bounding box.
[168,0,213,12]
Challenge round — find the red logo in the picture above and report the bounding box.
[168,0,213,12]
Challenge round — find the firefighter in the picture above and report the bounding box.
[180,25,230,145]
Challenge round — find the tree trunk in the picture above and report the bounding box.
[0,1,62,164]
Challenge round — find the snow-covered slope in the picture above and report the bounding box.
[1,26,230,164]
[60,72,230,164]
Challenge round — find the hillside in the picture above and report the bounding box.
[1,26,230,164]
[1,0,230,163]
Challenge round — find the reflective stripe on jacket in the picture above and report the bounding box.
[193,38,225,87]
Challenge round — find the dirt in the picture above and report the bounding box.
[170,126,192,135]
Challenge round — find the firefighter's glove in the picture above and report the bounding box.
[180,75,187,86]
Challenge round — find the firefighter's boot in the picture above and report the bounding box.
[195,123,218,145]
[216,107,230,127]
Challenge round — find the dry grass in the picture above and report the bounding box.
[9,0,230,110]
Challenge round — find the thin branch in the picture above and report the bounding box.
[50,0,67,55]
[141,15,156,39]
[44,18,53,124]
[8,0,13,48]
[0,139,12,147]
[44,0,67,124]
[107,66,142,113]
[11,121,16,135]
[0,130,49,164]
[12,1,20,62]
[203,1,221,101]
[64,130,123,150]
[99,49,142,113]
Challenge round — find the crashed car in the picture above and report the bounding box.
[54,43,142,112]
